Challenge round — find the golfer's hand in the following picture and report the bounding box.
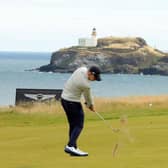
[84,102,95,112]
[89,105,95,112]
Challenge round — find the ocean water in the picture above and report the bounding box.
[1,51,168,106]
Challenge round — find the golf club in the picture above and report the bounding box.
[95,111,120,133]
[95,111,120,157]
[95,111,134,157]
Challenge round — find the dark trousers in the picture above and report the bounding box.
[61,98,84,148]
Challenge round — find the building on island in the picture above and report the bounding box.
[78,28,97,47]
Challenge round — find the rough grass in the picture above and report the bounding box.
[0,96,168,168]
[1,95,168,126]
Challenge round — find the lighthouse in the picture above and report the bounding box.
[91,28,97,38]
[91,28,97,46]
[78,28,97,47]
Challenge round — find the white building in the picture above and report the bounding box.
[78,28,97,47]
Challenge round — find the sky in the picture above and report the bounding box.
[0,0,168,52]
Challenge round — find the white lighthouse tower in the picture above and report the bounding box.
[91,27,97,46]
[78,28,97,47]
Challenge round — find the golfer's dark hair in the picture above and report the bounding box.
[89,66,101,73]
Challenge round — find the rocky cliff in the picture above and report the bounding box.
[39,36,168,75]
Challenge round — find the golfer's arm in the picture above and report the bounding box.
[83,87,93,107]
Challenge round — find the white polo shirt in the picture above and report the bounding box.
[61,67,93,106]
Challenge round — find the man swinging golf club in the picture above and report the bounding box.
[61,66,101,156]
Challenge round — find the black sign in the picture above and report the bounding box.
[15,88,62,105]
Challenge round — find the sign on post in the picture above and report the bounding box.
[15,88,62,105]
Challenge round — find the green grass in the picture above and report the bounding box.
[0,112,168,167]
[0,97,168,168]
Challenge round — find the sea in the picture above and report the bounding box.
[1,51,168,106]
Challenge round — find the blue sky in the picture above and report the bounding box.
[0,0,168,52]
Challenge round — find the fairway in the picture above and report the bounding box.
[0,114,168,168]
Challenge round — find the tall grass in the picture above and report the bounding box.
[1,95,168,116]
[92,95,168,118]
[0,95,168,126]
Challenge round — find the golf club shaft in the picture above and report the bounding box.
[95,111,119,133]
[96,112,134,143]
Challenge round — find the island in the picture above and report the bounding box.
[38,29,168,75]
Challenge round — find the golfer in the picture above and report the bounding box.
[61,66,101,156]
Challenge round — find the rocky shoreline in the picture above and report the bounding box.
[38,36,168,75]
